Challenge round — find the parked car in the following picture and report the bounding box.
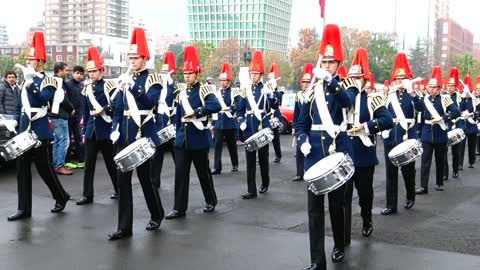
[278,92,295,134]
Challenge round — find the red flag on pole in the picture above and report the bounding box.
[319,0,325,18]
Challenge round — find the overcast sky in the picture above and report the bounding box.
[2,0,479,48]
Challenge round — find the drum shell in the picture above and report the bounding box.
[157,124,176,145]
[388,139,423,167]
[114,138,156,172]
[447,128,465,147]
[0,131,39,161]
[244,128,273,152]
[304,153,355,195]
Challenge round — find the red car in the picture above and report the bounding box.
[278,93,295,134]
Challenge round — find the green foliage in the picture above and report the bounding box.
[409,37,430,80]
[454,54,480,78]
[366,32,398,83]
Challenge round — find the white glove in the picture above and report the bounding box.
[261,86,274,98]
[161,72,174,85]
[461,91,467,98]
[312,68,332,83]
[110,131,120,143]
[240,122,247,131]
[3,120,17,133]
[119,74,135,89]
[300,142,311,156]
[24,66,36,84]
[268,78,278,90]
[402,79,413,93]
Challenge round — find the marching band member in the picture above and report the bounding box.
[211,62,239,175]
[295,24,357,269]
[458,75,477,169]
[236,50,279,199]
[344,49,393,243]
[151,51,178,188]
[416,66,460,195]
[268,63,283,163]
[8,32,70,221]
[76,47,118,205]
[108,28,164,240]
[165,45,221,219]
[381,52,423,215]
[443,67,462,179]
[291,63,313,182]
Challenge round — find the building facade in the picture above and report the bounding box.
[44,0,130,44]
[186,0,292,57]
[436,18,473,69]
[0,25,8,45]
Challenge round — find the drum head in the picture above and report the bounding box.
[448,129,461,137]
[116,137,148,158]
[304,153,344,181]
[388,139,417,158]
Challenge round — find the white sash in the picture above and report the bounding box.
[388,91,408,130]
[245,86,263,121]
[51,77,65,114]
[423,95,447,130]
[313,83,335,138]
[157,77,171,116]
[21,82,48,122]
[86,84,112,123]
[179,88,205,130]
[215,89,233,118]
[353,92,373,147]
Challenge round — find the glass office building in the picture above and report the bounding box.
[187,0,292,56]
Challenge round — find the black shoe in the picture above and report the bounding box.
[51,193,70,213]
[231,166,238,172]
[145,219,161,231]
[211,169,221,175]
[259,186,268,194]
[404,200,415,209]
[362,222,373,237]
[203,204,215,213]
[76,196,93,205]
[435,185,444,191]
[453,172,459,178]
[380,208,397,215]
[108,230,132,241]
[165,210,186,220]
[469,164,474,168]
[459,165,463,170]
[241,192,257,199]
[7,210,31,221]
[443,175,449,181]
[273,157,281,163]
[291,176,303,182]
[331,247,345,263]
[416,187,428,194]
[110,193,118,199]
[303,263,321,270]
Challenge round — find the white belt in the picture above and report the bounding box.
[181,116,207,122]
[311,124,346,132]
[393,118,414,123]
[425,120,435,125]
[246,109,265,115]
[123,110,152,116]
[30,107,48,113]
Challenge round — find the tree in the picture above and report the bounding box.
[340,27,372,68]
[263,51,292,88]
[166,42,187,82]
[367,32,398,83]
[297,28,316,50]
[454,54,480,78]
[409,37,430,80]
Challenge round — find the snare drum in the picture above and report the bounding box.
[114,137,156,172]
[157,124,176,145]
[0,131,40,161]
[303,153,355,195]
[269,117,281,129]
[244,128,274,152]
[388,139,423,167]
[447,128,465,146]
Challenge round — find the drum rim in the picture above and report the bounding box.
[388,139,418,158]
[304,152,346,181]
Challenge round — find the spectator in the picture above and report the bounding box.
[0,71,20,115]
[49,62,75,175]
[65,65,85,169]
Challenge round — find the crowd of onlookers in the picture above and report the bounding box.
[0,64,86,175]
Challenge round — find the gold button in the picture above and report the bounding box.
[321,136,325,140]
[350,136,353,139]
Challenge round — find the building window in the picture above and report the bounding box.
[56,46,63,52]
[442,45,447,51]
[67,46,73,52]
[67,55,74,62]
[441,53,447,58]
[442,37,448,42]
[56,55,63,62]
[442,22,448,35]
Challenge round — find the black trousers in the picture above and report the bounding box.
[296,146,305,178]
[384,143,416,209]
[272,126,282,159]
[458,134,476,166]
[213,128,238,171]
[345,166,375,243]
[245,144,270,194]
[443,143,460,178]
[67,116,84,162]
[16,140,69,214]
[308,183,346,266]
[420,142,447,189]
[116,145,164,233]
[82,137,118,198]
[150,139,175,188]
[477,135,480,154]
[173,147,217,212]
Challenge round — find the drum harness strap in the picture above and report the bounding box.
[346,90,373,147]
[86,83,112,123]
[51,77,65,115]
[245,85,264,121]
[21,76,48,130]
[215,88,233,118]
[461,97,476,125]
[382,92,415,140]
[423,94,447,130]
[124,82,154,140]
[179,85,206,130]
[157,76,172,117]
